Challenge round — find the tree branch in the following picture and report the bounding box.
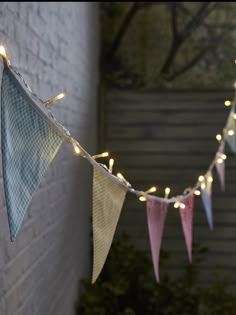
[166,48,208,81]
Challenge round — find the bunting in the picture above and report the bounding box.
[1,46,236,283]
[216,143,225,191]
[200,172,213,230]
[92,164,127,283]
[178,194,194,262]
[1,68,64,241]
[225,109,236,153]
[146,199,168,282]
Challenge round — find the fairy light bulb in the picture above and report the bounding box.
[198,175,204,182]
[180,203,186,209]
[109,158,114,173]
[201,182,206,190]
[224,100,231,106]
[145,186,157,194]
[74,145,80,154]
[174,202,179,209]
[92,152,109,159]
[194,190,201,196]
[0,46,6,58]
[228,130,234,136]
[216,134,222,141]
[165,187,171,198]
[233,114,236,120]
[207,176,213,183]
[139,196,147,202]
[217,158,223,164]
[221,154,227,160]
[44,93,65,106]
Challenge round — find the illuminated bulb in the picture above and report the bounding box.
[180,203,186,209]
[224,100,231,106]
[109,158,114,173]
[233,114,236,120]
[174,202,179,209]
[221,154,227,160]
[194,190,201,196]
[145,186,157,194]
[207,176,213,183]
[139,196,147,202]
[92,152,109,159]
[216,134,222,141]
[165,187,171,198]
[74,145,80,154]
[217,158,223,164]
[198,175,204,182]
[117,172,124,180]
[201,182,206,190]
[0,46,6,57]
[228,129,235,136]
[234,82,236,89]
[44,93,65,106]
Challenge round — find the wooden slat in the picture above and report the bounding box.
[104,90,236,287]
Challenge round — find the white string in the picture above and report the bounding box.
[5,56,235,206]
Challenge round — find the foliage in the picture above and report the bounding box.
[101,2,236,89]
[76,234,236,315]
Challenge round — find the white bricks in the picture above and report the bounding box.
[0,2,99,314]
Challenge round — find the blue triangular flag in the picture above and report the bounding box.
[1,68,64,240]
[225,109,236,153]
[200,172,213,230]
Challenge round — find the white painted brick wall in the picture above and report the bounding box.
[0,2,99,315]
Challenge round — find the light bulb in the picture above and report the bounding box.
[216,134,222,141]
[139,196,147,202]
[224,100,231,106]
[180,203,186,209]
[207,176,213,183]
[232,113,236,120]
[198,175,204,182]
[92,152,109,159]
[109,158,114,173]
[174,202,179,209]
[201,182,206,190]
[228,130,234,136]
[74,145,80,154]
[165,187,171,198]
[194,190,201,196]
[217,158,223,164]
[221,153,227,160]
[145,186,157,194]
[0,46,6,57]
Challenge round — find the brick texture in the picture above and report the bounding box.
[0,2,99,315]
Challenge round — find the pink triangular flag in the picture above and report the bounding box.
[179,193,194,262]
[146,199,168,282]
[216,143,225,191]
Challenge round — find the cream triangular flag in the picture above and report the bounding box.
[92,165,127,283]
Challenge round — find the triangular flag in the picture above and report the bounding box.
[1,68,64,240]
[179,194,194,262]
[146,199,168,282]
[216,143,225,191]
[201,173,213,230]
[92,165,127,283]
[225,110,236,153]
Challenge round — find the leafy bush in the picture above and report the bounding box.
[76,234,236,315]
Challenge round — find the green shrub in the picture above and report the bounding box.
[76,234,236,315]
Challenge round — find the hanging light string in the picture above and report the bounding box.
[0,46,234,206]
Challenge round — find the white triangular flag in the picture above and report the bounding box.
[92,165,127,283]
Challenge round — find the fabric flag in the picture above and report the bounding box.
[179,194,194,262]
[92,165,127,283]
[216,143,225,191]
[146,199,168,282]
[225,110,236,153]
[1,68,64,241]
[201,173,213,230]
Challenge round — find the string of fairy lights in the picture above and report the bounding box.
[0,45,235,211]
